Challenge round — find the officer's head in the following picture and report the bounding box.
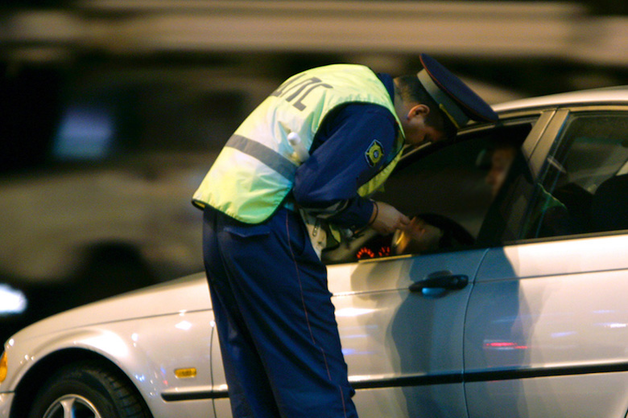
[395,54,498,147]
[394,74,456,146]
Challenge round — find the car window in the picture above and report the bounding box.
[525,111,628,239]
[322,121,535,264]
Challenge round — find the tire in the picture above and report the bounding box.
[28,361,151,418]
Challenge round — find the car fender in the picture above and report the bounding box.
[5,310,214,417]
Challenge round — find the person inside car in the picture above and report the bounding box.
[483,138,570,238]
[485,139,518,198]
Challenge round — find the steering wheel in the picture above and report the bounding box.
[401,213,474,254]
[356,213,475,259]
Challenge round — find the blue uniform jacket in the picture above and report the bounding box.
[292,73,399,231]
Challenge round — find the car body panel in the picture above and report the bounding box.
[465,372,628,418]
[1,275,215,418]
[16,273,211,335]
[0,394,13,418]
[465,235,628,417]
[2,311,216,418]
[492,86,628,114]
[328,249,488,417]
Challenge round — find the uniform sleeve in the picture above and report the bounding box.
[292,103,398,230]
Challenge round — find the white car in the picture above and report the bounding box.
[2,86,628,418]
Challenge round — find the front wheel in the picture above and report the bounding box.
[28,361,150,418]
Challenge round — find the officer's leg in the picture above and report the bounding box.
[203,208,281,418]
[220,208,358,418]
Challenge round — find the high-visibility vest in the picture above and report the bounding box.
[192,64,405,223]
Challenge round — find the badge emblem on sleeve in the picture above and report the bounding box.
[365,140,383,167]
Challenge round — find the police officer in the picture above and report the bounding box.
[193,54,497,418]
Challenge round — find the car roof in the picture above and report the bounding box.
[493,86,628,114]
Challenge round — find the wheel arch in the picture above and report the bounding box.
[10,348,153,418]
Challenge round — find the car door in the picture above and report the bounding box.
[465,108,628,417]
[322,115,546,418]
[329,249,485,418]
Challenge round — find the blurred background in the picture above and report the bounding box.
[1,0,627,342]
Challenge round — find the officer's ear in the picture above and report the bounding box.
[406,104,430,121]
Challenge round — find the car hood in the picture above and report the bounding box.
[8,273,211,342]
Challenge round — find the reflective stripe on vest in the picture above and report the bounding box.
[193,64,404,223]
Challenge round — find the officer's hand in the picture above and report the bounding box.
[369,201,410,235]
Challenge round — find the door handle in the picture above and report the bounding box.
[409,271,468,292]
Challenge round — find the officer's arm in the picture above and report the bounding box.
[368,201,410,235]
[293,103,399,230]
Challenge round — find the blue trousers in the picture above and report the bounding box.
[202,206,358,418]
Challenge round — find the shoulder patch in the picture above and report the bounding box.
[365,139,384,167]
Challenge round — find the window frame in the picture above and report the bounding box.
[500,105,628,245]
